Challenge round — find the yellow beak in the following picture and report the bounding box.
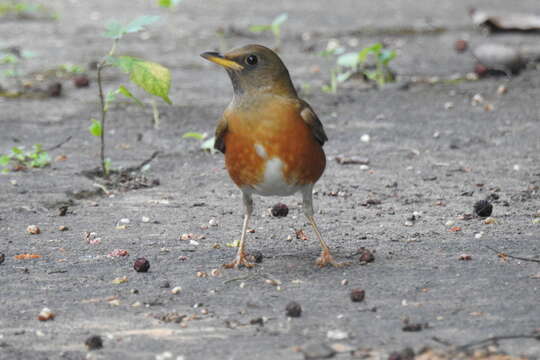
[201,52,244,71]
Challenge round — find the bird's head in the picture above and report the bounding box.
[201,44,297,99]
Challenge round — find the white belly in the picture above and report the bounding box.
[245,144,301,196]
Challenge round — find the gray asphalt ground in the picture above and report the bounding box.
[1,1,539,359]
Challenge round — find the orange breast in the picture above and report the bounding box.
[223,97,326,190]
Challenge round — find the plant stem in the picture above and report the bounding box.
[96,62,107,177]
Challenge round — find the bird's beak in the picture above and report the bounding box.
[200,51,244,71]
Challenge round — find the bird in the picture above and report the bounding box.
[201,44,343,269]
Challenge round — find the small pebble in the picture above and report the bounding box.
[341,279,348,286]
[208,218,218,227]
[171,286,182,294]
[84,335,103,351]
[350,288,365,302]
[445,220,455,227]
[285,301,302,317]
[248,250,264,263]
[119,218,130,224]
[360,134,370,143]
[484,217,496,224]
[210,269,221,277]
[58,225,68,231]
[496,85,508,95]
[444,101,454,110]
[27,225,40,235]
[133,258,150,273]
[472,93,484,106]
[141,216,150,223]
[37,307,55,321]
[327,329,349,340]
[475,232,484,239]
[196,271,208,278]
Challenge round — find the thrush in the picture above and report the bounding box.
[201,44,342,268]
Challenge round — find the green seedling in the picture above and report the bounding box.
[0,48,36,81]
[322,42,396,93]
[90,15,172,177]
[58,63,85,74]
[158,0,182,8]
[249,13,288,50]
[182,132,216,154]
[0,2,57,19]
[0,144,50,172]
[338,43,396,86]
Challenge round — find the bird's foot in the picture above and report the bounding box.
[223,252,255,269]
[316,248,349,268]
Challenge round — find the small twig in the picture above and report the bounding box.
[44,136,72,152]
[121,151,160,174]
[431,336,453,347]
[223,274,258,284]
[485,245,540,263]
[456,333,539,352]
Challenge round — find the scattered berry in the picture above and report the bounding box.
[358,247,375,264]
[47,82,62,97]
[350,288,365,302]
[285,301,302,317]
[73,75,90,88]
[454,39,468,53]
[271,203,289,217]
[84,335,103,350]
[133,258,150,272]
[474,200,493,217]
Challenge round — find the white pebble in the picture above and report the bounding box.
[119,218,130,224]
[189,239,199,246]
[171,286,182,294]
[327,329,349,340]
[444,102,454,110]
[475,232,484,239]
[359,164,369,171]
[141,216,150,223]
[445,220,455,227]
[360,134,371,143]
[208,218,218,227]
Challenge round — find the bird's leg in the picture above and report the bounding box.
[302,186,345,267]
[224,192,255,269]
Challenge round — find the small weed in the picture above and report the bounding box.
[158,0,182,8]
[322,42,397,93]
[0,1,57,19]
[90,15,172,177]
[249,13,288,50]
[182,132,216,153]
[0,144,50,172]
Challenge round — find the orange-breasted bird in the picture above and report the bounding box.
[201,44,342,269]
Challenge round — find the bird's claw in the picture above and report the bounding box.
[223,253,255,269]
[316,249,348,268]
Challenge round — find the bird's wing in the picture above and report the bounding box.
[299,100,328,146]
[214,116,228,153]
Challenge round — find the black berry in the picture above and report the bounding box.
[271,203,289,217]
[84,335,103,350]
[285,301,302,317]
[474,200,493,217]
[133,257,150,272]
[350,288,365,302]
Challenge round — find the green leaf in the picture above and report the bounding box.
[182,132,207,140]
[272,13,288,28]
[104,20,125,39]
[159,0,182,8]
[337,52,360,68]
[104,16,160,39]
[30,152,50,168]
[0,154,10,166]
[110,56,172,104]
[249,25,271,33]
[379,49,396,65]
[89,119,102,137]
[124,15,160,34]
[336,71,353,83]
[11,146,23,155]
[117,85,144,107]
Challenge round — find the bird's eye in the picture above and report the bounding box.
[245,55,258,66]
